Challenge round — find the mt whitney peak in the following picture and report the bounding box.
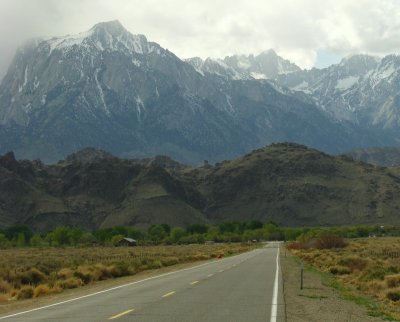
[46,20,161,56]
[0,21,398,164]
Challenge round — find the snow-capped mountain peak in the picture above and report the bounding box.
[186,49,300,80]
[277,53,400,128]
[90,20,127,34]
[44,20,162,56]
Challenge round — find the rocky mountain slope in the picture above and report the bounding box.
[0,21,391,164]
[277,54,400,130]
[2,143,400,231]
[187,52,400,148]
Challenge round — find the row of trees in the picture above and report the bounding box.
[0,222,396,248]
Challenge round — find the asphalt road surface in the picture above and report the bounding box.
[0,243,284,322]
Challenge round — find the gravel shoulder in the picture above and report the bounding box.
[281,250,388,322]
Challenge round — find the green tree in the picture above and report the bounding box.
[16,232,26,247]
[69,228,83,246]
[187,224,208,235]
[126,227,145,240]
[46,226,72,246]
[111,234,124,246]
[79,232,96,246]
[283,228,302,241]
[30,234,44,247]
[171,227,186,243]
[5,226,32,244]
[160,224,171,234]
[246,220,263,230]
[219,222,242,234]
[0,233,10,248]
[148,225,168,243]
[205,226,220,242]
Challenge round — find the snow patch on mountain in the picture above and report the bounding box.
[47,29,94,54]
[18,66,28,93]
[132,58,141,67]
[372,63,396,83]
[94,68,110,116]
[335,76,359,91]
[250,72,267,79]
[292,81,311,93]
[135,96,145,120]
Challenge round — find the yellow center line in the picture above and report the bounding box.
[207,274,214,277]
[190,280,199,285]
[109,309,135,320]
[162,291,176,298]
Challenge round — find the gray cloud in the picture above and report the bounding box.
[1,0,400,79]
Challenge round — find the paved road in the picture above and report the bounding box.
[0,243,284,322]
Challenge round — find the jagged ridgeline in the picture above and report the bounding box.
[0,20,397,165]
[1,143,400,231]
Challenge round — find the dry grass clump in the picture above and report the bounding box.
[33,285,62,298]
[289,237,400,320]
[0,294,8,303]
[329,265,351,275]
[386,290,400,302]
[57,268,74,280]
[363,280,386,292]
[337,256,368,272]
[0,243,255,302]
[19,268,47,285]
[160,257,180,266]
[16,286,34,299]
[56,277,82,289]
[0,281,12,293]
[385,274,400,288]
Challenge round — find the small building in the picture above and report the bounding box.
[116,237,137,247]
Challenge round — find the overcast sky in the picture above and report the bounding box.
[1,0,400,79]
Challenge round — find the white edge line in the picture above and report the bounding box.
[270,245,280,322]
[0,249,258,320]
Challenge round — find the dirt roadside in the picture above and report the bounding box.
[281,250,389,322]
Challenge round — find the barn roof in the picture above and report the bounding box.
[121,237,136,243]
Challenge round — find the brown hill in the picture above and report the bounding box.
[1,143,400,230]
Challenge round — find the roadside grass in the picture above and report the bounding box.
[289,238,400,320]
[0,243,256,302]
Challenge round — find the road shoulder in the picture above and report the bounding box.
[281,251,387,322]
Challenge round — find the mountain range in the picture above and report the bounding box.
[345,147,400,167]
[2,143,400,231]
[0,20,399,164]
